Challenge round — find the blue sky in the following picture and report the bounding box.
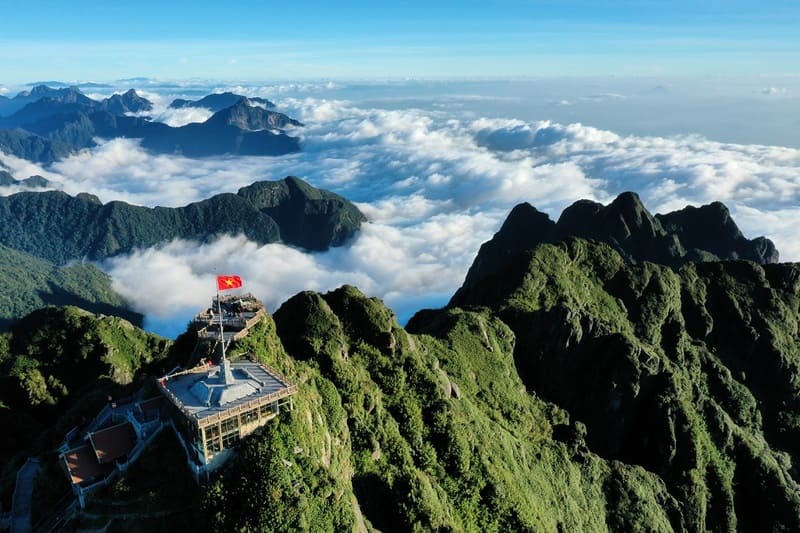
[1,0,799,81]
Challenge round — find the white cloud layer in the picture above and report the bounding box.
[125,90,215,126]
[3,88,800,335]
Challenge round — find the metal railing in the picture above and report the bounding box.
[196,384,298,429]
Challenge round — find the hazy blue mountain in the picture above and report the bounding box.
[23,104,301,157]
[0,87,154,128]
[0,86,301,160]
[22,81,72,87]
[0,170,16,186]
[169,92,275,112]
[0,176,365,264]
[0,170,51,188]
[19,175,50,188]
[0,86,302,161]
[0,87,97,126]
[205,98,302,129]
[99,89,153,115]
[0,85,91,116]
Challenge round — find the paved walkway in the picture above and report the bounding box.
[11,457,40,533]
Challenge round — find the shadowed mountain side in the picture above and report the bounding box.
[38,282,143,327]
[0,129,73,164]
[101,89,153,115]
[22,104,301,158]
[203,286,683,531]
[237,177,367,249]
[434,237,800,531]
[456,192,778,297]
[0,176,366,263]
[0,85,94,117]
[3,231,799,528]
[0,306,172,466]
[205,98,302,130]
[0,243,140,330]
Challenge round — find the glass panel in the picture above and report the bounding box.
[221,416,239,434]
[222,431,240,449]
[242,409,258,424]
[206,436,221,453]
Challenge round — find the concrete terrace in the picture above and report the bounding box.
[194,293,266,349]
[159,359,296,428]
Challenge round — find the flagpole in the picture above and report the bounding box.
[217,284,226,362]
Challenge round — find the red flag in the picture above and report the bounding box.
[217,275,243,291]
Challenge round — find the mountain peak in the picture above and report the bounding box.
[457,192,779,294]
[168,92,275,113]
[608,190,644,210]
[656,200,778,263]
[208,100,303,131]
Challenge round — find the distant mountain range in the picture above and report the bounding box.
[0,87,152,126]
[0,86,302,162]
[0,169,52,189]
[169,92,275,113]
[0,176,366,264]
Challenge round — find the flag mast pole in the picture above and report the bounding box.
[217,283,226,362]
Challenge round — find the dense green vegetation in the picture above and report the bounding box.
[0,306,173,507]
[0,176,366,264]
[204,287,681,531]
[0,128,73,163]
[201,230,799,531]
[0,243,140,329]
[446,237,800,531]
[3,193,798,531]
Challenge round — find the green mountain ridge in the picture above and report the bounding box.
[0,176,366,264]
[4,194,799,531]
[0,243,141,330]
[458,192,778,300]
[440,238,800,530]
[0,306,174,505]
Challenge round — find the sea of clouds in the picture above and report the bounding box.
[2,80,800,336]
